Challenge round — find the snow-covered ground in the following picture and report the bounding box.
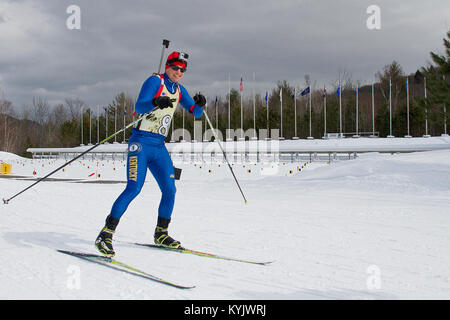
[1,145,450,299]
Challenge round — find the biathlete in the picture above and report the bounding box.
[95,51,206,257]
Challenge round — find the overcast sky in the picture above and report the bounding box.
[0,0,449,113]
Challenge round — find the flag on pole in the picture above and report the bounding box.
[323,84,326,98]
[264,91,268,102]
[240,77,243,92]
[279,88,282,100]
[301,87,310,96]
[336,86,341,96]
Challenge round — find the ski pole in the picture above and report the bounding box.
[203,111,248,205]
[3,39,172,204]
[2,116,146,205]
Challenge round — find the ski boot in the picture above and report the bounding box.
[95,215,119,257]
[154,217,183,249]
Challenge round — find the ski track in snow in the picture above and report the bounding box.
[1,149,450,299]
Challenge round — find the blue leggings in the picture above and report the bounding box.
[110,129,176,220]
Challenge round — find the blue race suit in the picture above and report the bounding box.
[109,73,203,220]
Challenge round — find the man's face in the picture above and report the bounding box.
[166,65,185,83]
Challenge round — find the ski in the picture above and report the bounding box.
[132,243,273,266]
[57,249,195,289]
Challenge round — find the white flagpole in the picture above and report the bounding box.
[123,98,126,143]
[444,75,447,136]
[114,104,117,143]
[424,76,430,137]
[203,102,207,142]
[182,108,185,141]
[227,73,231,141]
[89,107,92,145]
[294,87,297,137]
[339,75,342,136]
[97,105,100,143]
[324,84,327,138]
[240,75,243,140]
[172,104,176,142]
[388,77,394,138]
[356,86,359,137]
[253,72,256,139]
[405,77,411,137]
[354,86,360,138]
[280,87,283,139]
[215,97,218,134]
[105,106,108,143]
[307,87,313,139]
[81,106,84,146]
[266,92,269,138]
[371,82,376,137]
[293,87,298,139]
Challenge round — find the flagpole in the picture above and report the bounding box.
[252,72,256,140]
[293,87,299,139]
[338,75,342,137]
[123,98,126,143]
[105,106,108,144]
[266,91,269,140]
[307,86,313,139]
[89,107,92,145]
[240,76,244,141]
[423,76,430,138]
[81,106,84,146]
[227,73,231,141]
[353,85,360,138]
[388,77,394,138]
[215,97,218,134]
[444,75,448,136]
[280,87,284,140]
[182,108,185,142]
[114,104,117,143]
[370,82,376,138]
[294,87,297,137]
[203,102,208,142]
[405,76,412,138]
[356,86,359,137]
[323,84,327,139]
[97,105,100,143]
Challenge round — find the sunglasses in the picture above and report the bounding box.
[169,65,186,73]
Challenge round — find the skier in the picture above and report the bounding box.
[95,51,206,256]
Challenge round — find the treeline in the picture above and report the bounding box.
[1,32,449,158]
[0,93,136,157]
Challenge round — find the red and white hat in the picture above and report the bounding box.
[165,51,188,70]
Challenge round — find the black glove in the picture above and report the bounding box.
[193,93,206,107]
[152,96,173,109]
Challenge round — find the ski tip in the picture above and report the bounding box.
[2,198,9,205]
[180,285,196,290]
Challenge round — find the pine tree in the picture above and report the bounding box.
[421,31,450,134]
[421,31,450,105]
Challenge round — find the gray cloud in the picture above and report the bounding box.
[0,0,448,112]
